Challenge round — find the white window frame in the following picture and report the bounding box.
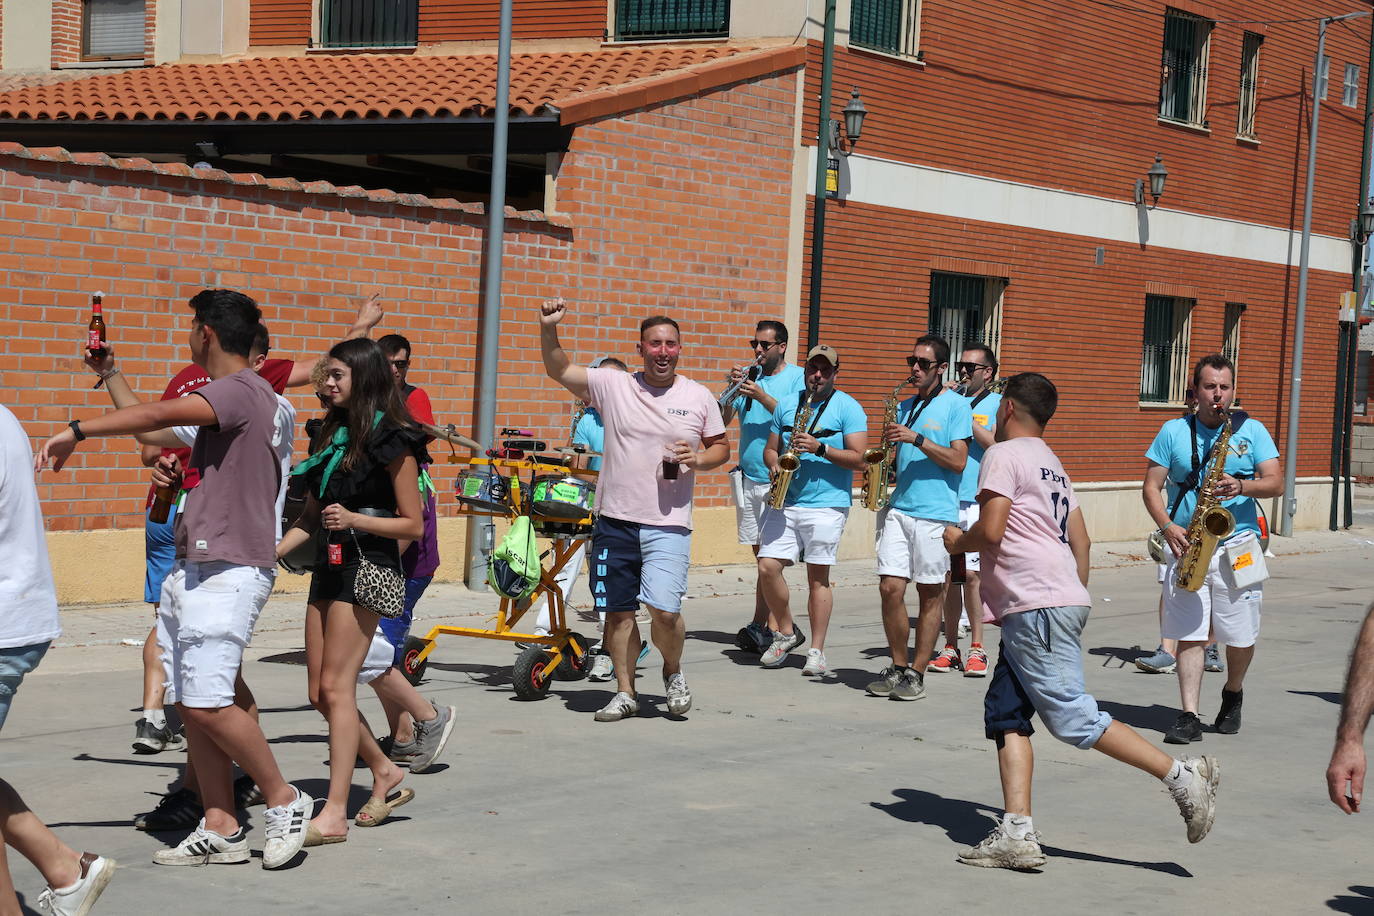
[1237,32,1261,139]
[1317,54,1331,101]
[1140,294,1194,405]
[1344,63,1361,107]
[81,0,146,61]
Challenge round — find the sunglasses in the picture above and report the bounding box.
[955,362,993,375]
[389,359,410,370]
[749,339,782,350]
[906,356,940,371]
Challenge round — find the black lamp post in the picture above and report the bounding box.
[808,80,870,350]
[1134,153,1169,209]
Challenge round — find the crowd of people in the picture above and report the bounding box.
[1,288,1372,911]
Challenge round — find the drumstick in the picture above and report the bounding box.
[421,423,483,451]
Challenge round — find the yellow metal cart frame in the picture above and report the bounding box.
[400,455,598,700]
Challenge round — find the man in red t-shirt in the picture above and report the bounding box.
[86,294,383,764]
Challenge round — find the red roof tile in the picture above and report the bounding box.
[0,45,803,125]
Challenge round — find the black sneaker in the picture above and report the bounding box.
[233,774,264,808]
[735,622,773,654]
[1214,688,1243,734]
[132,718,184,755]
[1163,712,1204,745]
[134,788,203,832]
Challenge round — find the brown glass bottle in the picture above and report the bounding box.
[950,552,967,585]
[87,292,107,358]
[148,485,177,524]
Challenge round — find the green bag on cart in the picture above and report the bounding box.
[488,515,541,601]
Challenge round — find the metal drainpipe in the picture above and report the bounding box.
[465,0,513,589]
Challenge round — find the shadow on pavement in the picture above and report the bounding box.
[1290,690,1342,706]
[1096,700,1181,735]
[74,752,182,771]
[424,661,512,688]
[260,650,307,667]
[1326,885,1374,913]
[687,629,739,646]
[1088,645,1153,667]
[871,788,1191,876]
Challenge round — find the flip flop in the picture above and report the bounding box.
[354,788,415,828]
[303,824,347,847]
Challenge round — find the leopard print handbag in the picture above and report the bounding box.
[349,531,406,619]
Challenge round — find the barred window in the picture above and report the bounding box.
[850,0,920,59]
[1237,32,1261,138]
[319,0,418,48]
[613,0,729,41]
[928,272,1004,384]
[1344,63,1361,107]
[1317,54,1331,101]
[1141,294,1193,404]
[1159,9,1212,126]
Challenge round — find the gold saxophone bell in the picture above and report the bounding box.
[767,391,816,510]
[1174,406,1238,592]
[861,374,914,512]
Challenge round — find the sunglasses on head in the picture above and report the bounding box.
[906,356,939,371]
[749,339,782,350]
[955,362,992,375]
[389,359,410,370]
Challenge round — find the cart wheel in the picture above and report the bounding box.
[553,631,592,682]
[512,645,553,700]
[400,636,431,686]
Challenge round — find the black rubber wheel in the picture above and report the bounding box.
[553,632,592,682]
[400,636,430,686]
[512,645,553,700]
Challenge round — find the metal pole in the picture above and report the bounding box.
[1281,17,1331,538]
[805,0,837,352]
[465,0,513,589]
[1346,13,1374,528]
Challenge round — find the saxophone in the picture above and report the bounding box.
[768,390,817,510]
[1174,406,1237,592]
[861,375,915,512]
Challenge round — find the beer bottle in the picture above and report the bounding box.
[950,551,967,585]
[87,292,107,358]
[148,484,177,524]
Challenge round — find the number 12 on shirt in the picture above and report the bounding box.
[1049,491,1069,543]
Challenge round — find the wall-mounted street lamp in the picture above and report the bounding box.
[1133,153,1169,209]
[825,88,869,198]
[1352,197,1374,245]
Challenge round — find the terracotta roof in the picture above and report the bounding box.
[0,45,804,125]
[0,69,131,93]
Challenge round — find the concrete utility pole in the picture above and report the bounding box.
[466,0,513,588]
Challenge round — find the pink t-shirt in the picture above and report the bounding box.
[977,436,1091,622]
[585,368,725,530]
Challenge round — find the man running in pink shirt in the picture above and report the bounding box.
[943,372,1219,870]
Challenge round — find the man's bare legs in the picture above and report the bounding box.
[370,668,436,746]
[605,610,638,697]
[757,557,792,635]
[879,576,943,669]
[806,563,834,652]
[0,780,82,906]
[748,545,780,631]
[649,606,684,680]
[141,624,164,711]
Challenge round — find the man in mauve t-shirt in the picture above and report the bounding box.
[539,298,729,723]
[942,372,1220,871]
[39,289,313,871]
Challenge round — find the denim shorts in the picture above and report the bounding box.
[379,575,433,666]
[144,502,179,604]
[984,606,1112,750]
[0,641,51,731]
[589,516,691,615]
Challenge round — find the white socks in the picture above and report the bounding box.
[1004,813,1034,839]
[1163,759,1194,789]
[145,708,167,729]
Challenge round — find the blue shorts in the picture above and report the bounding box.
[379,575,433,666]
[144,502,179,605]
[0,641,50,732]
[589,516,691,615]
[984,606,1112,750]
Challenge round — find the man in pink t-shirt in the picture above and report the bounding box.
[942,372,1219,871]
[538,298,729,722]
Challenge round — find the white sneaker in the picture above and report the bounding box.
[801,648,829,677]
[956,816,1046,870]
[1171,756,1220,843]
[760,630,803,668]
[664,673,692,715]
[593,691,640,722]
[261,786,313,869]
[152,820,249,866]
[37,853,116,914]
[588,653,615,682]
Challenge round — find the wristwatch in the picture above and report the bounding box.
[815,443,828,460]
[913,433,926,449]
[68,419,86,441]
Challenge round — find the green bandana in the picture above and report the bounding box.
[291,410,383,498]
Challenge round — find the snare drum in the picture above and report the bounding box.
[455,467,510,513]
[532,517,593,540]
[530,474,595,520]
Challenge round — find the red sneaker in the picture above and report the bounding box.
[963,645,988,677]
[928,644,961,673]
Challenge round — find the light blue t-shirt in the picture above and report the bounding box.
[732,363,806,483]
[1145,414,1278,537]
[769,388,867,508]
[958,390,1002,503]
[889,388,973,524]
[573,408,605,472]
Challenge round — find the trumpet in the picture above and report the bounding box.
[718,354,764,409]
[861,374,914,511]
[767,389,817,510]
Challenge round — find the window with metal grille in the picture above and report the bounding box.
[928,272,1004,384]
[82,0,145,60]
[319,0,418,49]
[613,0,729,41]
[1159,9,1212,126]
[1222,302,1244,369]
[1317,54,1331,100]
[850,0,920,58]
[1237,32,1261,138]
[1357,349,1370,415]
[1141,294,1193,404]
[1344,63,1361,107]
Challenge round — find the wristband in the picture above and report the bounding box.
[98,367,120,381]
[68,419,86,442]
[815,443,828,460]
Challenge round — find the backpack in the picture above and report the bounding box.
[488,515,542,600]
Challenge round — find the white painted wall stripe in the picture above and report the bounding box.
[814,149,1354,274]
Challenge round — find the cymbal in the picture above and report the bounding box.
[420,423,482,451]
[555,445,602,458]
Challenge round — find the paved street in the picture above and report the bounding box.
[6,528,1374,915]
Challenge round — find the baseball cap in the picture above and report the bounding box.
[807,345,840,366]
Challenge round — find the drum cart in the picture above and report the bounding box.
[400,446,600,701]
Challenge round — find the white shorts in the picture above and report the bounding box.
[757,506,849,566]
[1156,563,1167,585]
[358,627,395,686]
[158,561,273,709]
[957,501,982,572]
[732,470,772,546]
[1161,546,1262,647]
[876,509,950,585]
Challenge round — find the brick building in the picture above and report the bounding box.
[0,1,1366,601]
